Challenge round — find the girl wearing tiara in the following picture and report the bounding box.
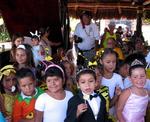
[117,59,149,122]
[35,64,73,122]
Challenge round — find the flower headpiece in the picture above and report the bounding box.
[30,30,40,38]
[0,65,16,81]
[131,59,143,67]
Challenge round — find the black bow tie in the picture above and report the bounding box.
[90,94,98,100]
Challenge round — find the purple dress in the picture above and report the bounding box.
[122,89,148,122]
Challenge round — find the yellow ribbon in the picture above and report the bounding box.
[45,56,53,61]
[0,65,16,81]
[88,61,97,67]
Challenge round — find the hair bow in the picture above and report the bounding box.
[0,65,16,81]
[88,61,97,67]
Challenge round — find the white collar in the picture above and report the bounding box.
[82,91,95,96]
[21,88,37,99]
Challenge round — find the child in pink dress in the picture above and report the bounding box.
[117,59,149,122]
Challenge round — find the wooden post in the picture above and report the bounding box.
[136,7,144,41]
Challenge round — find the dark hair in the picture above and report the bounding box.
[31,35,40,41]
[129,64,145,76]
[39,27,50,37]
[76,69,96,82]
[125,53,146,67]
[16,68,35,84]
[44,65,65,81]
[101,48,118,60]
[12,33,24,47]
[80,11,92,19]
[0,75,5,93]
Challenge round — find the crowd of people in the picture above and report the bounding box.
[0,10,150,122]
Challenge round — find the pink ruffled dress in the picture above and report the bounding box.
[122,89,149,122]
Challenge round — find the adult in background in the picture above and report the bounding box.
[74,11,100,63]
[39,27,61,57]
[102,22,116,48]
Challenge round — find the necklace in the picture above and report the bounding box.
[84,25,92,37]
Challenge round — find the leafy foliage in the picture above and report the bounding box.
[0,17,10,42]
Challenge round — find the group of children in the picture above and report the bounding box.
[0,44,150,122]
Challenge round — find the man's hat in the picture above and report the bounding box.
[80,11,92,19]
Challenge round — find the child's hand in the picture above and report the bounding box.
[5,116,11,122]
[115,85,122,96]
[76,103,88,118]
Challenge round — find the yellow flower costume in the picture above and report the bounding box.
[0,65,17,118]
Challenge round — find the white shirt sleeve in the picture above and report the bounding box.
[74,23,81,37]
[92,23,100,40]
[117,74,124,90]
[35,94,45,112]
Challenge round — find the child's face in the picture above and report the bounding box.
[129,68,146,89]
[31,38,39,46]
[64,63,72,76]
[78,74,96,95]
[107,39,115,48]
[2,73,16,91]
[119,64,129,78]
[18,76,35,96]
[94,68,102,90]
[95,68,102,82]
[14,37,24,47]
[101,54,116,73]
[15,49,27,64]
[46,76,64,93]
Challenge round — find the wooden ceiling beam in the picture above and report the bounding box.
[143,0,150,5]
[68,2,141,9]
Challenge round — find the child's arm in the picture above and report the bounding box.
[65,97,87,122]
[34,110,43,122]
[110,86,122,108]
[116,89,130,122]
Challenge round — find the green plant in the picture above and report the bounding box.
[0,17,10,42]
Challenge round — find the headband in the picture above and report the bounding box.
[76,68,94,76]
[17,44,26,50]
[45,64,65,80]
[0,65,16,81]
